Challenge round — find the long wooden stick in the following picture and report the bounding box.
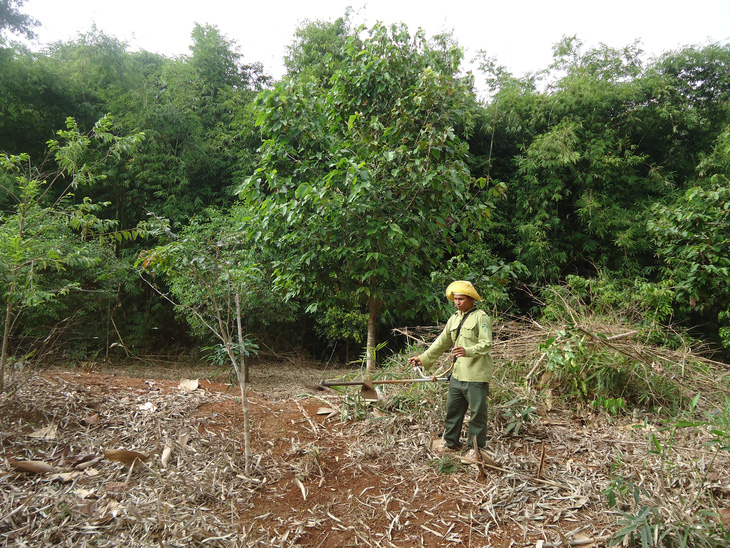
[319,376,449,388]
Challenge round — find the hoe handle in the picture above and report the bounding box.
[319,377,448,388]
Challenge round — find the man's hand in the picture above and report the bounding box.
[408,356,422,369]
[453,346,467,358]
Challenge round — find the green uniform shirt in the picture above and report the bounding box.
[417,308,494,382]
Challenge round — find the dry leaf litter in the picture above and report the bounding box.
[0,319,728,547]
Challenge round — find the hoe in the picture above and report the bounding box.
[318,367,449,400]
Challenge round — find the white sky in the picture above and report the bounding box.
[20,0,730,89]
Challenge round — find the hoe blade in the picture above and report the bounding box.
[360,379,379,401]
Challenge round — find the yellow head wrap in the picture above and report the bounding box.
[445,280,481,302]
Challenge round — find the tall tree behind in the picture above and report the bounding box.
[473,39,730,285]
[0,0,38,40]
[283,9,356,84]
[0,46,92,169]
[239,22,500,368]
[121,24,268,225]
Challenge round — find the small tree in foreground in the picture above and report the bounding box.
[137,211,263,474]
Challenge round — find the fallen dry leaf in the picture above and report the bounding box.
[293,476,307,501]
[160,444,172,468]
[316,406,338,418]
[74,457,102,470]
[10,460,55,474]
[105,481,128,493]
[28,424,58,440]
[82,413,100,426]
[429,437,446,451]
[73,454,100,468]
[49,471,83,483]
[178,428,191,448]
[97,500,124,523]
[74,487,95,499]
[178,378,199,391]
[568,496,590,509]
[104,449,150,466]
[573,532,593,543]
[76,496,96,517]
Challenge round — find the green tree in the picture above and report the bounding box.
[283,9,357,84]
[239,23,499,368]
[0,116,145,390]
[649,127,730,348]
[0,44,97,162]
[3,26,269,351]
[635,43,730,181]
[115,24,268,225]
[0,0,38,40]
[137,207,273,473]
[473,38,730,286]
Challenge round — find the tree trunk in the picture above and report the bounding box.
[366,293,380,370]
[0,301,13,393]
[244,314,250,383]
[235,293,252,475]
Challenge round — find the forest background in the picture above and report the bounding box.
[2,0,730,373]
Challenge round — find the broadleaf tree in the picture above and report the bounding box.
[648,126,730,347]
[238,22,500,368]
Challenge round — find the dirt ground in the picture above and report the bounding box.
[1,356,727,547]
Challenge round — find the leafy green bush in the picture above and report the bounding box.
[202,338,259,366]
[538,328,682,410]
[501,397,537,435]
[430,456,459,474]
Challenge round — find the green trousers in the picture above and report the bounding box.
[443,377,489,449]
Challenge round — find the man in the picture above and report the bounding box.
[409,281,493,459]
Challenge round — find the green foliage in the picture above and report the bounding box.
[0,0,39,40]
[430,456,459,474]
[137,206,298,352]
[338,393,371,422]
[501,397,537,435]
[0,116,146,387]
[538,327,682,410]
[0,45,98,161]
[1,9,729,363]
[202,338,259,385]
[202,338,259,367]
[606,448,730,547]
[313,307,368,352]
[240,22,499,363]
[474,40,730,293]
[602,396,730,547]
[610,502,729,548]
[649,128,730,347]
[540,274,678,343]
[424,242,525,321]
[671,397,730,453]
[36,25,266,228]
[705,400,730,451]
[650,184,730,313]
[591,396,627,415]
[284,9,357,84]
